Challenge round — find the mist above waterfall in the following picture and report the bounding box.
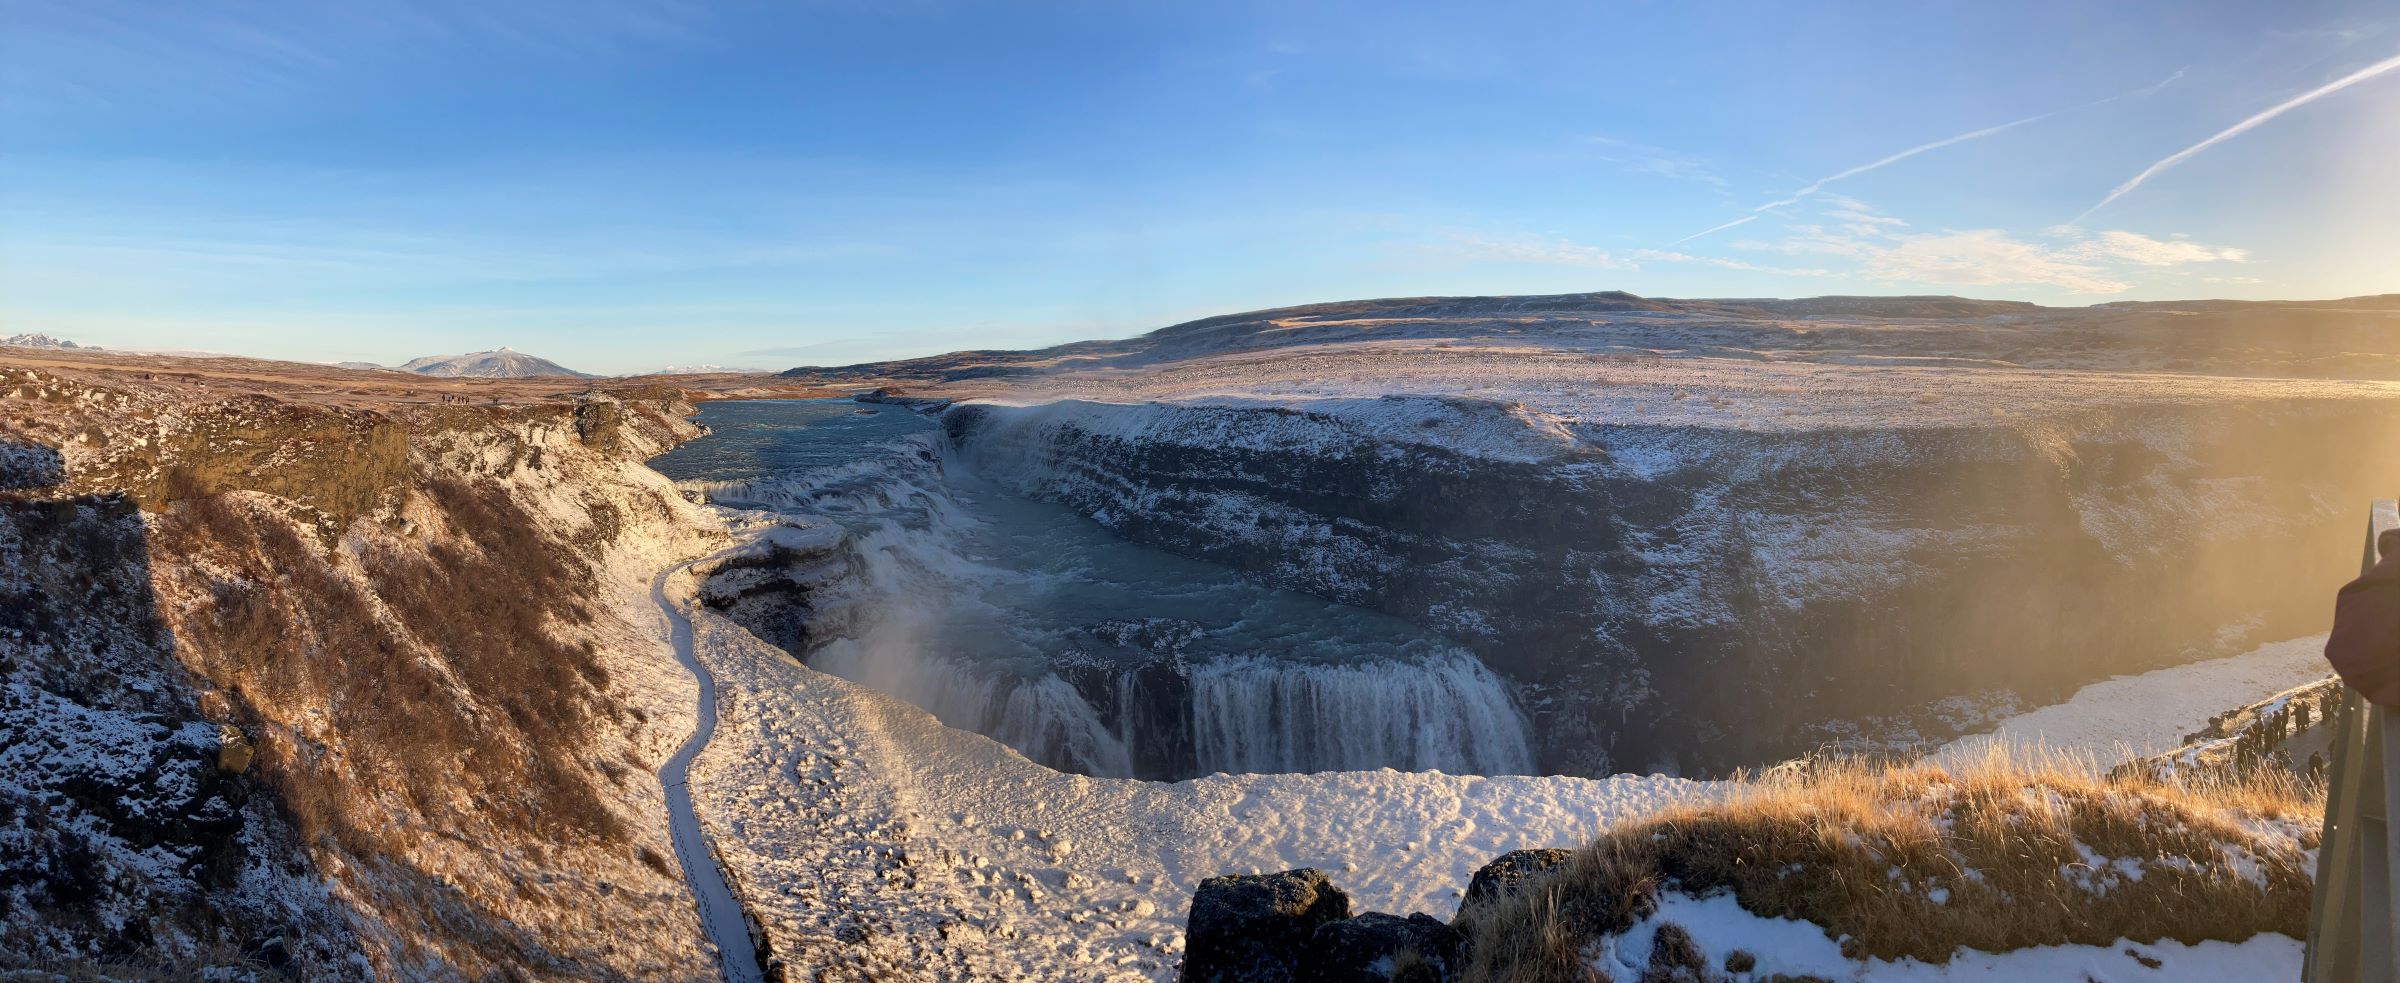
[652,399,1535,780]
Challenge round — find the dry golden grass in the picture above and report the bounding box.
[1456,746,2321,983]
[158,479,628,852]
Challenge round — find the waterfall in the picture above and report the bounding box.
[686,418,1540,780]
[814,625,1532,779]
[809,637,1140,777]
[1188,654,1536,775]
[986,675,1139,779]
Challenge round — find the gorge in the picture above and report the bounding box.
[672,293,2400,781]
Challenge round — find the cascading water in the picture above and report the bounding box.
[1189,655,1534,775]
[650,399,1534,780]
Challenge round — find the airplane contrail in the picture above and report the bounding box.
[1792,114,2054,200]
[1672,113,2048,244]
[1675,213,1760,244]
[2079,50,2400,222]
[1675,68,2188,244]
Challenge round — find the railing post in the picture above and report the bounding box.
[2306,499,2400,982]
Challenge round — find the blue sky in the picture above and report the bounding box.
[3,1,2397,374]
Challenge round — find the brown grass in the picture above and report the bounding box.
[156,476,626,859]
[1455,748,2321,982]
[359,476,621,843]
[148,476,645,977]
[133,401,410,524]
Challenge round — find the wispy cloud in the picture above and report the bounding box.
[1674,112,2052,244]
[2079,49,2400,220]
[1,1,715,117]
[1728,199,2247,294]
[1626,249,1835,278]
[1430,230,1836,278]
[1679,69,2186,244]
[2065,230,2248,266]
[1440,195,2248,293]
[1857,229,2130,294]
[1433,231,1632,269]
[1585,136,1730,190]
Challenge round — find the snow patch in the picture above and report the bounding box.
[1604,890,2302,982]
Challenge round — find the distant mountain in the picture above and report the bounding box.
[399,348,591,379]
[2,333,89,350]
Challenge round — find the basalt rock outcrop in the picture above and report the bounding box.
[1300,912,1465,983]
[1462,848,1574,910]
[1179,869,1467,983]
[1181,868,1353,983]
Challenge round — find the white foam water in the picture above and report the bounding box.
[1190,655,1534,775]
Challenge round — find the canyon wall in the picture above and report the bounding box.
[0,365,726,979]
[945,393,2400,775]
[689,434,1537,782]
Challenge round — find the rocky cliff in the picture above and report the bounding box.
[944,385,2400,775]
[0,358,727,979]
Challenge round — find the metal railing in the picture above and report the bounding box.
[2305,498,2400,983]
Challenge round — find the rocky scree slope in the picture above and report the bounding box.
[0,363,727,979]
[943,374,2400,775]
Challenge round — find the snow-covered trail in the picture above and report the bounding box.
[653,557,768,983]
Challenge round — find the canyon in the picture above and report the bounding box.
[758,293,2400,776]
[4,291,2393,980]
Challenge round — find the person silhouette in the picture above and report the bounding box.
[2327,529,2400,706]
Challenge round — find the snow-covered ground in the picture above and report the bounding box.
[1600,891,2299,983]
[670,519,1714,980]
[963,343,2400,454]
[1935,635,2333,766]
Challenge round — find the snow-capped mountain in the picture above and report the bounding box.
[2,332,88,350]
[398,347,591,378]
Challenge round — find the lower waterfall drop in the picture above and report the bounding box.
[1188,654,1535,776]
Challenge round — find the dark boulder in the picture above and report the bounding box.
[1301,912,1463,983]
[1181,868,1351,982]
[1460,848,1573,911]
